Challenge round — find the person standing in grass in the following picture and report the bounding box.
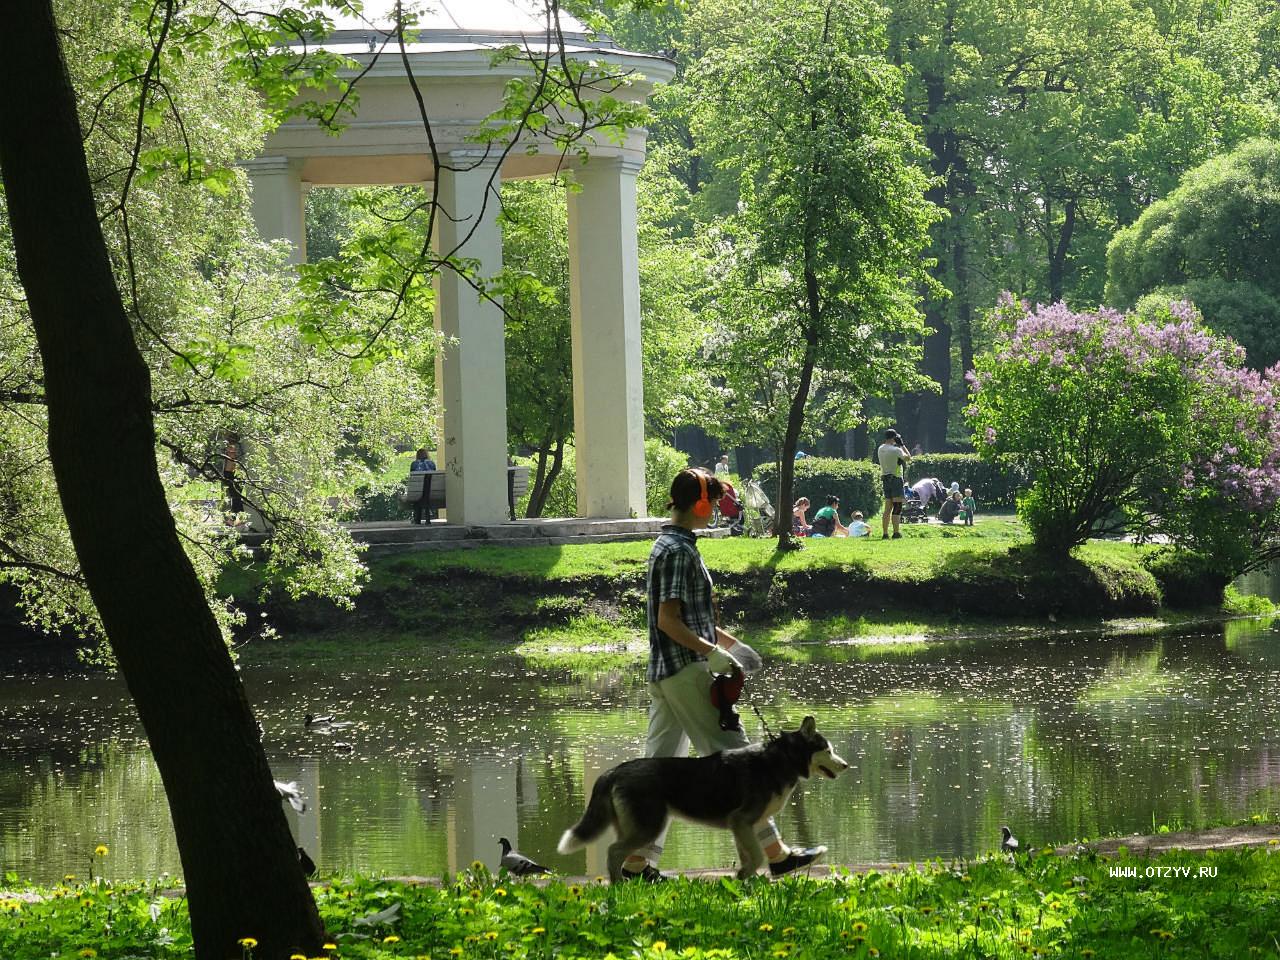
[620,467,827,881]
[877,428,911,539]
[961,488,977,526]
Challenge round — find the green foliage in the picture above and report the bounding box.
[8,844,1280,958]
[517,438,689,519]
[753,458,883,519]
[1144,549,1232,609]
[906,454,1029,508]
[1108,139,1280,368]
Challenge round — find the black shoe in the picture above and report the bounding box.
[892,532,902,539]
[769,846,827,877]
[881,534,889,540]
[622,864,669,882]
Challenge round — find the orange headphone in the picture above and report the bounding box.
[692,471,713,518]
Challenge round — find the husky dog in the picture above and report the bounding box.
[558,716,848,882]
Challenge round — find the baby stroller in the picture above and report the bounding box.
[709,480,745,535]
[901,493,929,524]
[739,479,776,538]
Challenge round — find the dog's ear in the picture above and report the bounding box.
[799,715,816,735]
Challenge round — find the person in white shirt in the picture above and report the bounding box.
[848,511,871,537]
[714,454,730,477]
[876,428,912,540]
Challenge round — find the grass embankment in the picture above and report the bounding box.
[230,520,1253,661]
[5,842,1280,959]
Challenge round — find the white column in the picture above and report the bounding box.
[567,156,647,519]
[243,157,307,264]
[433,153,509,524]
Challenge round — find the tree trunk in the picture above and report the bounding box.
[0,5,325,959]
[1047,196,1076,304]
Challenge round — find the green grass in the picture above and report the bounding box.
[6,840,1280,959]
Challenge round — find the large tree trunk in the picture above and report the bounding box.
[0,5,325,959]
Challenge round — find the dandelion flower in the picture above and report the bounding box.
[494,888,507,897]
[919,906,935,915]
[852,922,868,933]
[568,884,583,897]
[291,955,307,959]
[323,945,337,952]
[238,938,259,949]
[759,923,774,932]
[449,948,463,957]
[78,950,98,959]
[652,943,667,954]
[471,860,485,871]
[868,949,879,958]
[64,874,77,882]
[782,927,795,936]
[469,889,482,899]
[94,845,109,857]
[383,935,401,944]
[483,931,498,941]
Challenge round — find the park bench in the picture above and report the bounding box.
[399,466,530,521]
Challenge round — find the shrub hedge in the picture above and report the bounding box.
[753,457,884,518]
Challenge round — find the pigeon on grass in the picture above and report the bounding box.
[499,837,551,876]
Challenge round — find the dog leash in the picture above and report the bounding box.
[751,703,778,743]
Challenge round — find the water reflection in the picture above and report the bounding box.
[3,620,1280,884]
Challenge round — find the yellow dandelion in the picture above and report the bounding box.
[782,927,796,936]
[652,943,667,954]
[568,884,583,897]
[531,927,546,935]
[383,935,401,944]
[449,948,463,957]
[759,923,774,932]
[469,889,482,899]
[323,945,337,952]
[868,949,879,958]
[594,876,606,883]
[772,949,790,958]
[291,955,307,959]
[839,931,849,939]
[1158,931,1174,941]
[852,936,867,945]
[643,919,656,927]
[80,898,94,907]
[459,908,473,916]
[64,874,77,882]
[78,950,98,959]
[727,929,739,938]
[852,922,868,933]
[471,860,485,871]
[494,888,507,897]
[94,845,109,857]
[238,938,259,949]
[483,932,498,941]
[919,906,935,915]
[1270,839,1279,846]
[978,901,991,912]
[933,917,943,926]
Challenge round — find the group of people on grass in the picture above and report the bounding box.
[787,429,976,540]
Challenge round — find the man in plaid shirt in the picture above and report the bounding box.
[619,467,827,881]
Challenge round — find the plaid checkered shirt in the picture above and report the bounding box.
[646,524,717,682]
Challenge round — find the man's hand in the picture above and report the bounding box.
[707,645,743,675]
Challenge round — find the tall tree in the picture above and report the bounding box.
[686,0,940,547]
[1106,138,1280,368]
[0,1,327,956]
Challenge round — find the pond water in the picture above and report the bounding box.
[4,617,1280,885]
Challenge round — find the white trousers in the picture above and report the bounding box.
[633,660,783,863]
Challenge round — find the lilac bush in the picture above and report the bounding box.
[967,295,1280,569]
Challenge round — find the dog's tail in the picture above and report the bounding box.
[557,769,617,854]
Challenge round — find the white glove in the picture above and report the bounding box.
[706,645,743,675]
[726,638,763,675]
